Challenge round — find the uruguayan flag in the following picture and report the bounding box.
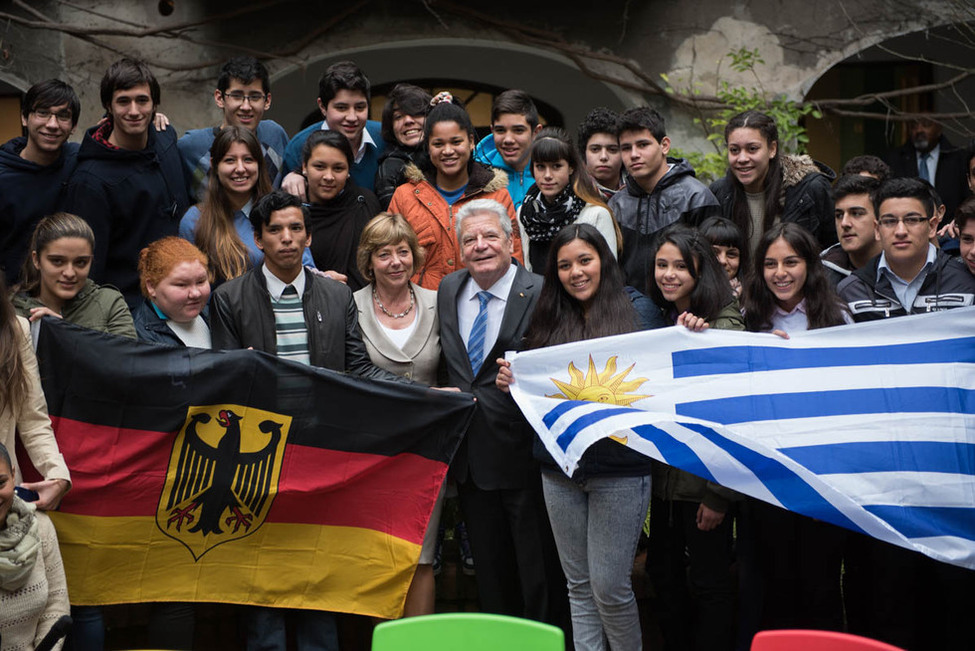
[506,307,975,569]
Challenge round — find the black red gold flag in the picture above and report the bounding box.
[33,318,474,618]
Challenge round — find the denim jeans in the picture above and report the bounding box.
[541,471,650,651]
[66,606,103,651]
[244,606,338,651]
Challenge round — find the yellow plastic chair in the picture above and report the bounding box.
[372,613,565,651]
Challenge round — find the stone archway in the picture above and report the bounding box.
[804,22,975,174]
[268,38,634,138]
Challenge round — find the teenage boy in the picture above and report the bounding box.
[178,56,289,200]
[62,58,189,307]
[0,79,81,285]
[473,90,542,210]
[838,176,975,319]
[281,60,384,194]
[609,106,720,293]
[836,176,975,651]
[956,197,975,277]
[841,155,890,182]
[821,174,882,287]
[211,189,408,650]
[577,106,625,199]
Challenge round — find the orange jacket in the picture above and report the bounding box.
[388,162,524,290]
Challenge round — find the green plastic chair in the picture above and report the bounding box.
[372,613,565,651]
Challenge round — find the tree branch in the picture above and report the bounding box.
[6,0,294,38]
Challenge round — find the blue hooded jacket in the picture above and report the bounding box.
[474,133,534,210]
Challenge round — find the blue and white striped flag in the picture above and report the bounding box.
[506,307,975,569]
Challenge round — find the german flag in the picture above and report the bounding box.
[33,319,474,619]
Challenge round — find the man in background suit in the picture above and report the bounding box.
[886,115,970,223]
[437,198,565,627]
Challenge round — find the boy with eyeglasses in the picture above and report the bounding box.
[178,56,289,200]
[835,176,975,651]
[838,176,975,320]
[0,79,81,285]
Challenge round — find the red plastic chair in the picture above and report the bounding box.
[751,629,907,651]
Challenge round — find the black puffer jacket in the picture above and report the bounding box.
[609,157,721,293]
[710,154,837,250]
[373,145,418,211]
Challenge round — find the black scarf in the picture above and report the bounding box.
[519,184,586,270]
[306,183,374,291]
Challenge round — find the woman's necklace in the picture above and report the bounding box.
[373,285,415,319]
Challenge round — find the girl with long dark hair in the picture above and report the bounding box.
[645,223,742,651]
[387,93,523,289]
[736,222,850,642]
[301,129,380,291]
[709,110,836,257]
[180,126,314,284]
[519,126,621,272]
[497,223,661,650]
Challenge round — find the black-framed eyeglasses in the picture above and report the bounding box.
[878,215,930,229]
[222,91,266,104]
[32,108,74,123]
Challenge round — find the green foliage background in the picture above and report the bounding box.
[665,48,822,184]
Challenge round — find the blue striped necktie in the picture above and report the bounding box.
[918,152,931,182]
[467,291,492,375]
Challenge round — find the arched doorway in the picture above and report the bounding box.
[804,22,975,174]
[0,74,29,144]
[269,38,632,139]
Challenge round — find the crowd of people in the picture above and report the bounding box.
[1,51,974,651]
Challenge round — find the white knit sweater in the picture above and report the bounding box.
[0,512,69,651]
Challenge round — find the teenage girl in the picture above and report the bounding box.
[736,222,851,642]
[645,223,742,651]
[519,126,621,272]
[496,223,659,650]
[13,212,135,339]
[179,126,315,284]
[709,110,836,257]
[700,215,746,298]
[387,93,523,289]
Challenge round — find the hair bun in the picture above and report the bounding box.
[430,91,454,106]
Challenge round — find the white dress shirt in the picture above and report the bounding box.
[457,264,518,356]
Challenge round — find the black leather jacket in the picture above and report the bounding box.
[210,266,410,383]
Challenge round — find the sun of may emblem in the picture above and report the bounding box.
[548,355,650,406]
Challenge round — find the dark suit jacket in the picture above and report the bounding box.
[438,264,541,490]
[886,135,971,222]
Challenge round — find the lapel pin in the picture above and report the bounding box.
[519,292,525,297]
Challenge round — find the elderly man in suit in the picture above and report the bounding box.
[886,115,971,223]
[438,198,565,626]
